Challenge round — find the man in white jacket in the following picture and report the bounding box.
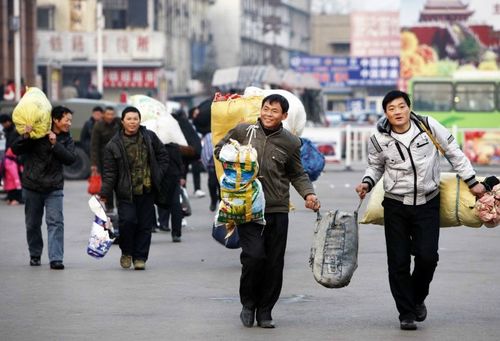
[355,90,485,330]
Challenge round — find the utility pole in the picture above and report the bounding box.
[13,0,21,101]
[96,1,104,94]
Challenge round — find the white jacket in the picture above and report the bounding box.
[362,113,478,205]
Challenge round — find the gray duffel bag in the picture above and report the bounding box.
[309,201,361,288]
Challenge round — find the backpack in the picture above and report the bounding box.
[309,203,360,288]
[300,137,325,182]
[155,143,184,208]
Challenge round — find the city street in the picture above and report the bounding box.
[1,164,500,341]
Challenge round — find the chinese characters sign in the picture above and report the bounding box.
[350,11,400,57]
[289,55,400,88]
[103,69,158,89]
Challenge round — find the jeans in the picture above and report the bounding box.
[23,188,64,262]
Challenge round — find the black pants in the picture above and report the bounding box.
[383,195,440,321]
[157,185,183,237]
[117,193,155,261]
[238,212,288,322]
[207,167,219,206]
[183,159,203,192]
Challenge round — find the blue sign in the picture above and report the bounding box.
[289,55,399,88]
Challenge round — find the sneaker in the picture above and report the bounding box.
[30,257,41,266]
[400,319,417,330]
[120,255,132,269]
[257,320,275,328]
[194,189,206,198]
[416,302,427,322]
[172,236,182,243]
[133,259,146,270]
[50,261,65,270]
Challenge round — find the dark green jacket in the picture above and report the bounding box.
[214,120,315,213]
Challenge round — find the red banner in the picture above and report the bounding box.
[103,68,158,89]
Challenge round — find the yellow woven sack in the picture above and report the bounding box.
[211,95,263,179]
[360,172,484,227]
[12,87,52,139]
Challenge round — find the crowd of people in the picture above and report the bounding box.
[0,90,491,332]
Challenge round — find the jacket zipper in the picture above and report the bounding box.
[395,142,405,161]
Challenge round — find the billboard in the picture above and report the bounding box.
[289,55,399,88]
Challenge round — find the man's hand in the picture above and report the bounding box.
[179,178,186,186]
[48,131,57,145]
[305,194,320,212]
[90,165,99,175]
[355,183,370,199]
[470,182,486,198]
[23,125,33,138]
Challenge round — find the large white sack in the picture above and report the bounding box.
[244,86,307,136]
[129,95,187,146]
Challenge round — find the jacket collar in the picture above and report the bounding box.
[376,112,423,134]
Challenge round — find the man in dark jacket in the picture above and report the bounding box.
[11,106,76,270]
[90,106,121,212]
[80,106,103,155]
[214,94,321,328]
[99,106,169,270]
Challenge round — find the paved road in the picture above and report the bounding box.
[1,164,500,340]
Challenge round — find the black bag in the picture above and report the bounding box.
[212,224,240,249]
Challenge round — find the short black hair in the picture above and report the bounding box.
[104,106,115,112]
[92,106,104,113]
[261,94,289,114]
[382,90,411,112]
[0,113,12,123]
[121,106,141,120]
[51,106,73,120]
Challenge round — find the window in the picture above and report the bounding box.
[103,0,147,29]
[37,6,54,30]
[455,82,496,112]
[413,82,453,111]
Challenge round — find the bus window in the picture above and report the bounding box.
[455,82,495,112]
[413,82,453,111]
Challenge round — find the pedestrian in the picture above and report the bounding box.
[156,142,185,242]
[1,114,23,205]
[90,106,121,213]
[80,106,103,156]
[355,90,485,330]
[200,132,219,211]
[99,106,169,270]
[214,94,321,328]
[11,106,76,269]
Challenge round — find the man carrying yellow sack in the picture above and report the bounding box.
[355,90,485,331]
[12,106,76,270]
[214,94,320,329]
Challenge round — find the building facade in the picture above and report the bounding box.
[209,0,311,69]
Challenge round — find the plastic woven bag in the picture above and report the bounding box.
[87,196,115,259]
[12,87,52,139]
[310,202,360,288]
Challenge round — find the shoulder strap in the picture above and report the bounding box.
[416,116,453,166]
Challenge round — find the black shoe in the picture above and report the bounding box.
[172,236,182,243]
[159,225,171,232]
[151,227,157,233]
[30,257,41,266]
[240,307,255,327]
[400,319,417,330]
[416,303,427,322]
[50,261,65,270]
[209,202,216,212]
[257,320,275,328]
